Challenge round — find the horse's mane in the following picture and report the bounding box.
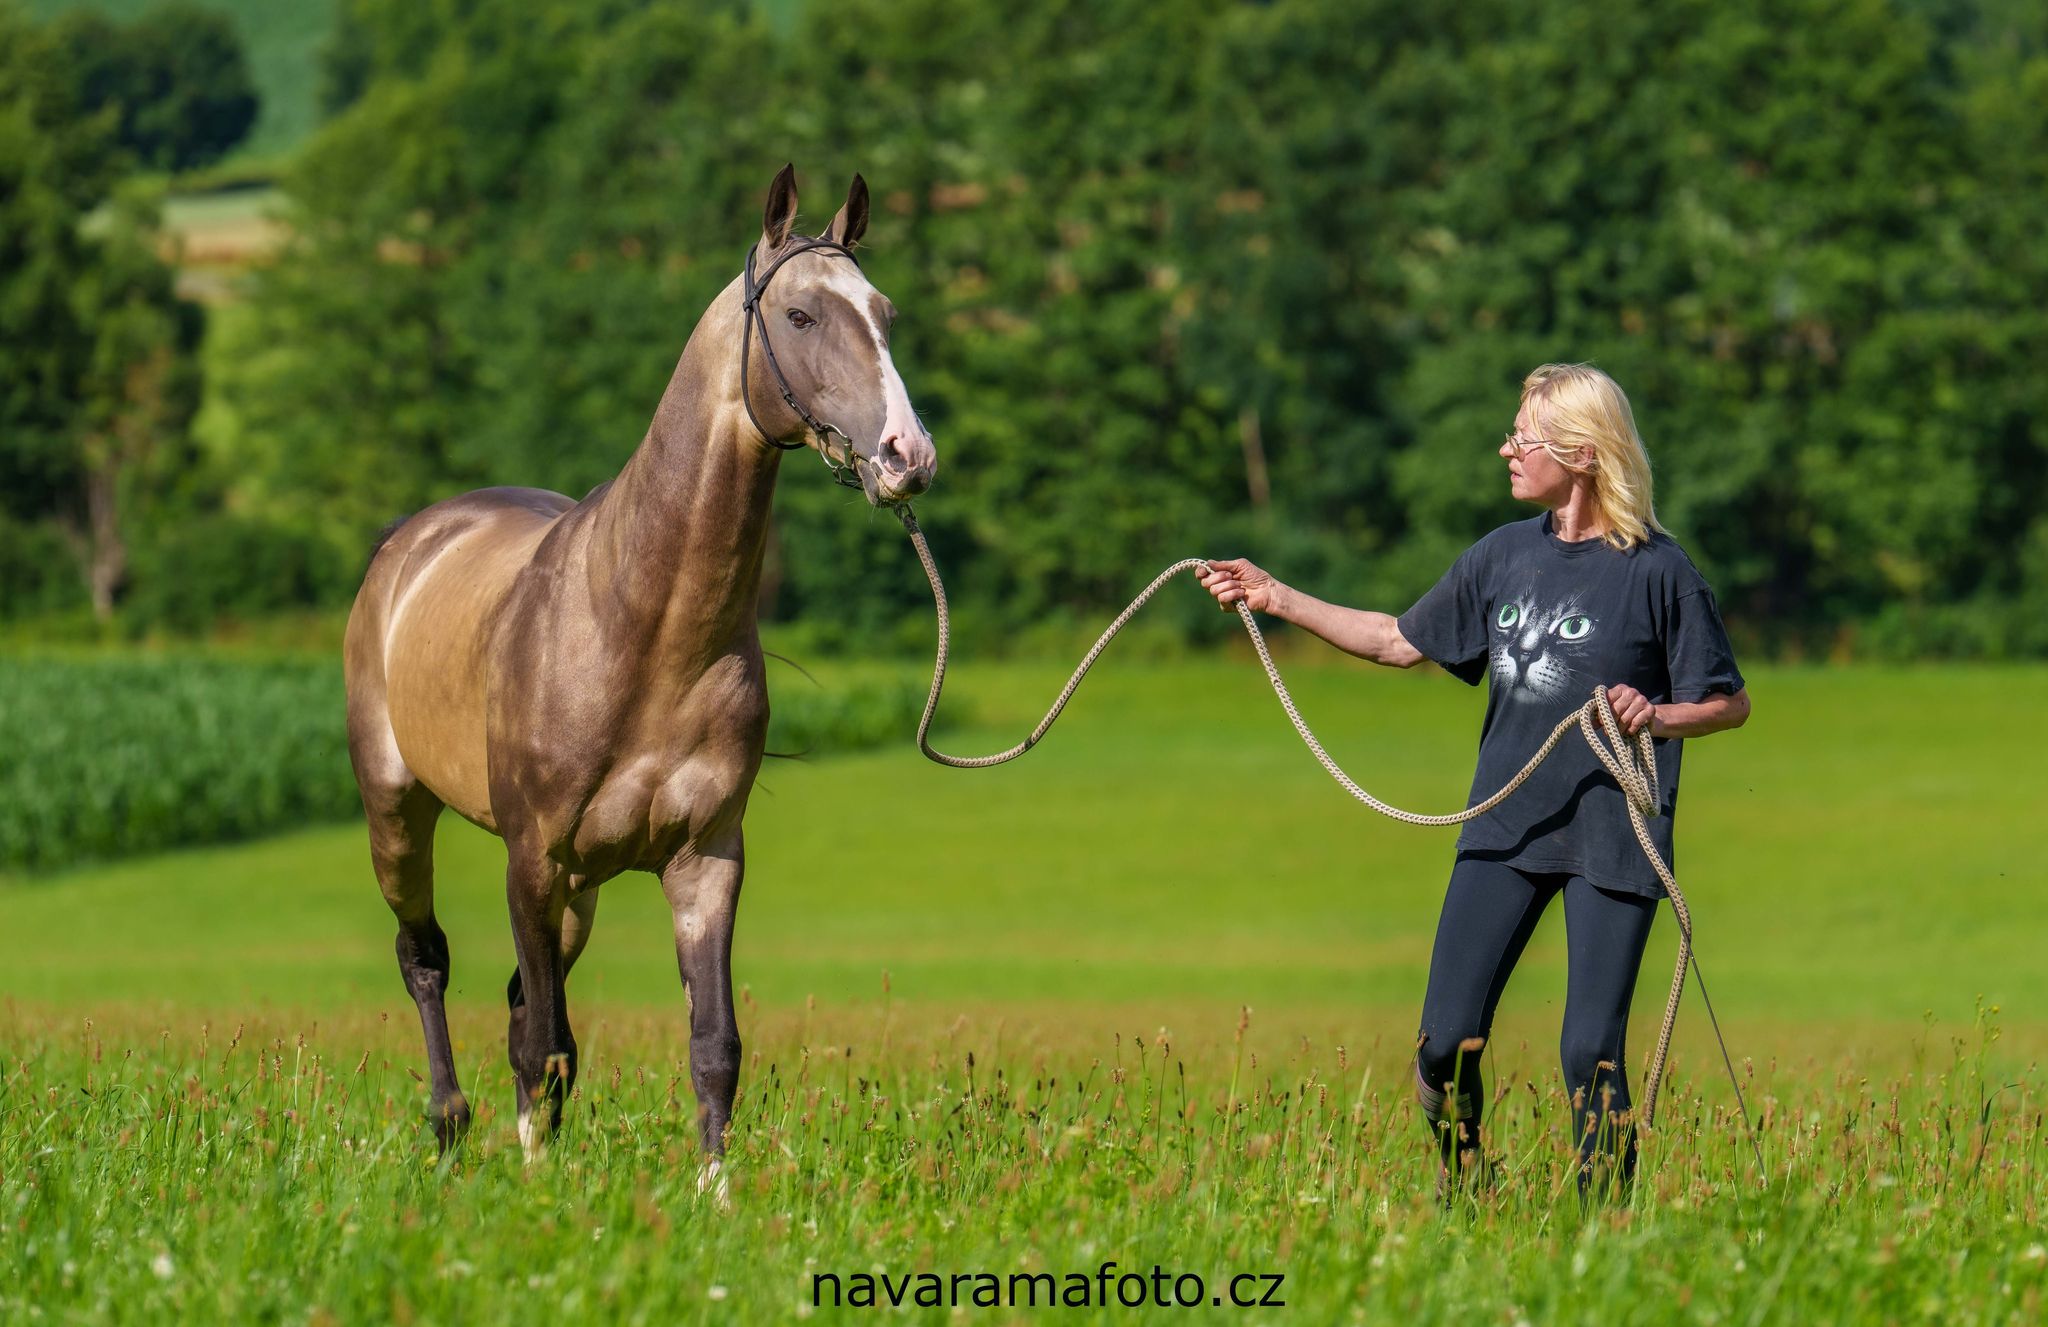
[368,514,412,565]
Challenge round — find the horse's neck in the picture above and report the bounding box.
[590,286,781,663]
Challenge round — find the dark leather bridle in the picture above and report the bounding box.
[739,236,866,490]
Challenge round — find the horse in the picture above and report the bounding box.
[343,166,936,1164]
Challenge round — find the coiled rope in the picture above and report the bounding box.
[894,506,1763,1171]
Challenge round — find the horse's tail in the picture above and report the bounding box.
[760,649,817,762]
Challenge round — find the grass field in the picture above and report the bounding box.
[4,658,2045,1321]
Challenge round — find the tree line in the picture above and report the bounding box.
[0,0,253,622]
[5,0,2046,658]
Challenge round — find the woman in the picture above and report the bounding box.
[1200,363,1749,1193]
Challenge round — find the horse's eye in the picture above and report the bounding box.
[786,308,814,329]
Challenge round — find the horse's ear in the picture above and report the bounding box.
[760,163,800,256]
[822,173,869,249]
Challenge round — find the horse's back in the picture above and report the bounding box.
[346,487,578,825]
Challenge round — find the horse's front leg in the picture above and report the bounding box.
[660,831,746,1160]
[504,841,574,1159]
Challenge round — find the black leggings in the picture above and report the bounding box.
[1414,855,1657,1177]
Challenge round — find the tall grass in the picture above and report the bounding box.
[2,1002,2038,1323]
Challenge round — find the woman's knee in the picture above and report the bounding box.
[1559,1031,1625,1098]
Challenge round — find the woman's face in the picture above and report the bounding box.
[1502,398,1577,508]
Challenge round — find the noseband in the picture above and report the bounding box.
[739,236,866,490]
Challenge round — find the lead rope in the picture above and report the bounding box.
[893,506,1766,1180]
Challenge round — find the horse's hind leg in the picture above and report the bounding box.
[506,886,598,1033]
[365,779,467,1149]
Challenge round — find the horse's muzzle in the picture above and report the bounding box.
[870,431,936,504]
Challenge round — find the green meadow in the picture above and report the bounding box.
[4,658,2045,1322]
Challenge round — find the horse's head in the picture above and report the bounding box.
[741,165,937,507]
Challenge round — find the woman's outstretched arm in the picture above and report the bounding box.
[1199,557,1424,669]
[1601,684,1751,738]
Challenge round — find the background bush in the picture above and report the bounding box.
[4,0,2047,660]
[208,0,2048,659]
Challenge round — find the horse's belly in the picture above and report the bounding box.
[383,535,540,825]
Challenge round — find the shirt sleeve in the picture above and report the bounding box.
[1397,543,1491,686]
[1664,586,1745,701]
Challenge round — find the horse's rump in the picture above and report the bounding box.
[348,488,578,821]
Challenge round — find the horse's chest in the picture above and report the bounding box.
[492,640,767,875]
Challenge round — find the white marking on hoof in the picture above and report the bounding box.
[518,1108,544,1164]
[697,1159,731,1209]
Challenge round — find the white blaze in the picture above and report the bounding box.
[821,264,924,474]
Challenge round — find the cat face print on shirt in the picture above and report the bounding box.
[1490,586,1597,702]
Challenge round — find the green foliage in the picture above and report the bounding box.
[121,513,351,633]
[0,1,115,526]
[764,670,938,759]
[9,0,2048,657]
[0,515,87,617]
[29,0,335,164]
[0,2,207,621]
[188,0,2048,660]
[49,2,258,171]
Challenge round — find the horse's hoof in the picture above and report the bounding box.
[697,1159,732,1210]
[431,1095,473,1154]
[517,1108,547,1165]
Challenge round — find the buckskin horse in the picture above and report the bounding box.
[344,167,935,1166]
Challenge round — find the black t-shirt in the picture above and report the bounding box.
[1396,513,1745,899]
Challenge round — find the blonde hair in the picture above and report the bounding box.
[1521,362,1665,551]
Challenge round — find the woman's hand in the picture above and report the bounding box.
[1603,683,1657,738]
[1200,558,1284,614]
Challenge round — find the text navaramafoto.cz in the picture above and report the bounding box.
[812,1262,1287,1310]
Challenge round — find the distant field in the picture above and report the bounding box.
[28,0,337,163]
[4,658,2043,1321]
[5,660,2040,1025]
[160,184,286,265]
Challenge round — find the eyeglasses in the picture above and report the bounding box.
[1503,431,1551,459]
